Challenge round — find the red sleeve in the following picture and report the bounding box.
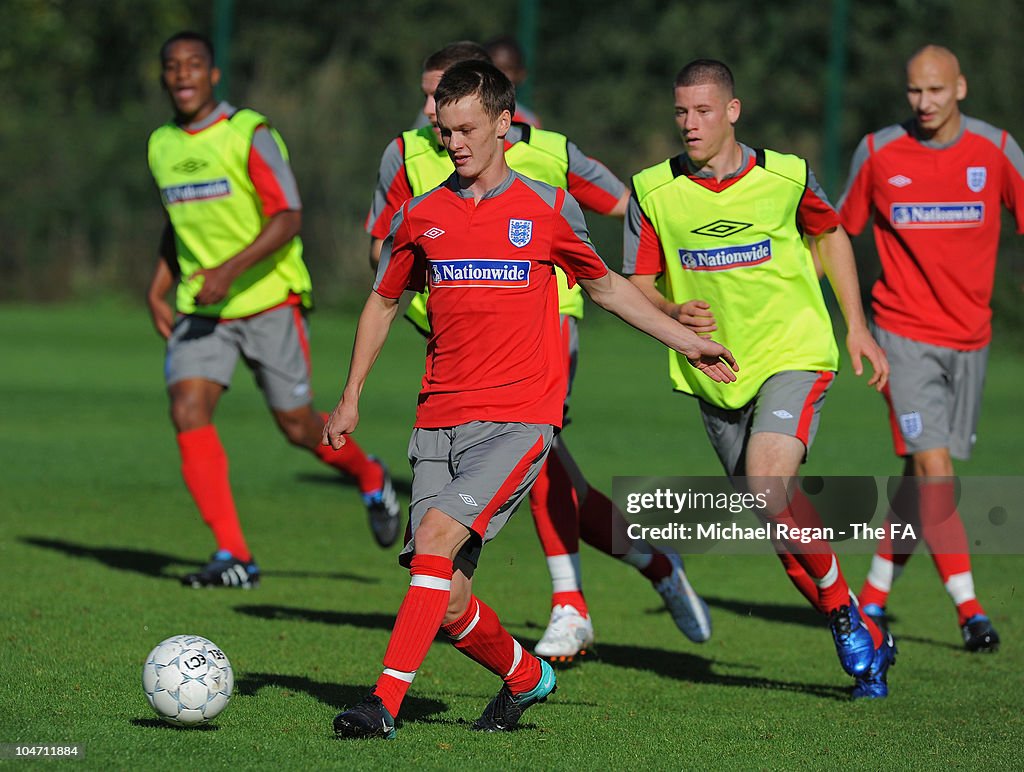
[622,192,666,275]
[837,136,874,236]
[247,126,301,217]
[999,132,1024,234]
[365,137,415,239]
[550,188,609,283]
[798,180,841,236]
[373,203,427,297]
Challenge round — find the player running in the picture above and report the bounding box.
[839,45,1024,652]
[326,59,737,739]
[146,31,400,588]
[624,59,895,698]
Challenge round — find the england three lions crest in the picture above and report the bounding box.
[967,166,987,193]
[508,218,533,248]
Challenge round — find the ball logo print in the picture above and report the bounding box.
[142,635,234,725]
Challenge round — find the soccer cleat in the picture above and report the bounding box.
[181,550,260,589]
[362,457,401,548]
[829,604,876,676]
[533,604,595,663]
[472,659,557,732]
[653,550,712,642]
[852,631,897,699]
[333,692,396,740]
[862,602,889,633]
[962,614,1000,653]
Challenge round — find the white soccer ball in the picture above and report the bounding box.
[142,634,234,726]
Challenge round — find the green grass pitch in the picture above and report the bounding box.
[1,301,1020,769]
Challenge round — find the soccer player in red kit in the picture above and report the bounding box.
[839,45,1024,652]
[325,59,737,740]
[367,41,713,664]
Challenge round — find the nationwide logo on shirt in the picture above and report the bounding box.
[161,178,232,205]
[678,239,772,271]
[890,202,984,228]
[430,259,531,288]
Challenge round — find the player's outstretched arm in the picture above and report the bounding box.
[628,274,717,333]
[322,292,400,449]
[815,226,889,390]
[581,271,738,382]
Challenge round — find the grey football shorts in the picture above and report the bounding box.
[165,302,314,411]
[399,421,554,569]
[873,324,987,460]
[698,370,836,477]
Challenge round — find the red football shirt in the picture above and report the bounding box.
[375,170,609,428]
[839,116,1024,349]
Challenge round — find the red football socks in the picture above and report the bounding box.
[177,425,250,562]
[442,595,542,695]
[374,554,453,717]
[314,413,383,494]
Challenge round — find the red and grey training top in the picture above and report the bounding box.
[839,116,1024,349]
[375,170,609,429]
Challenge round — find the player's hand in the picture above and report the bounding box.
[846,326,889,391]
[684,337,739,383]
[189,265,234,307]
[147,296,175,340]
[322,398,359,450]
[673,299,717,333]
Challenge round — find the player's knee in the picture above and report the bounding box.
[443,589,471,625]
[273,408,317,448]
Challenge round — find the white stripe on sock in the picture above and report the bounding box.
[945,571,977,605]
[866,554,895,592]
[410,575,451,591]
[382,667,416,683]
[505,640,523,678]
[813,556,839,589]
[547,553,582,594]
[620,543,654,571]
[451,599,481,641]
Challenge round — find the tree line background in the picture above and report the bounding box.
[2,0,1021,339]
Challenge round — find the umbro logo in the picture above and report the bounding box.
[691,220,752,238]
[458,493,478,507]
[772,410,794,419]
[887,175,912,187]
[423,227,446,239]
[172,157,209,174]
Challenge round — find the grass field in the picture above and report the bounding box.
[1,301,1021,770]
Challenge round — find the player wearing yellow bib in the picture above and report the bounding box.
[625,59,895,698]
[146,32,399,589]
[366,42,714,662]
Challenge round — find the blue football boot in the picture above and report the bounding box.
[852,631,897,699]
[829,604,876,676]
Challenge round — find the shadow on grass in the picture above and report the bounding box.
[19,537,379,584]
[131,718,218,731]
[236,672,446,724]
[296,471,413,498]
[700,595,824,629]
[586,640,851,701]
[234,604,397,632]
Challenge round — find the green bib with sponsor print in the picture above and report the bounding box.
[632,149,838,409]
[402,125,583,335]
[148,108,311,318]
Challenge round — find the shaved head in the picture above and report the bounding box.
[907,44,961,80]
[905,44,966,143]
